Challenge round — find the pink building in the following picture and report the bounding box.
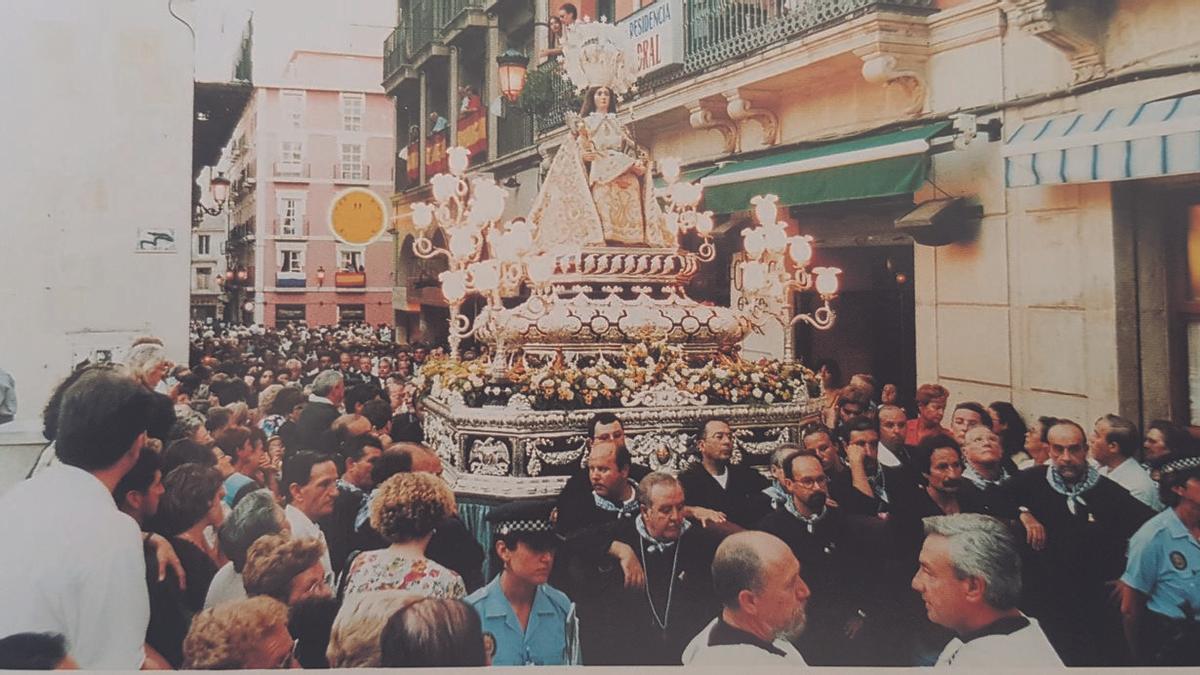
[225,50,396,328]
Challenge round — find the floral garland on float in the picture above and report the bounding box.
[414,342,821,411]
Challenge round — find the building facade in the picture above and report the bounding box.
[225,50,398,328]
[386,0,1200,431]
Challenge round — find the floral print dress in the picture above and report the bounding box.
[342,549,466,599]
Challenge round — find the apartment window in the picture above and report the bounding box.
[279,248,304,274]
[277,195,306,235]
[197,234,211,256]
[195,267,212,290]
[339,304,366,325]
[281,90,305,128]
[276,304,306,326]
[280,140,304,164]
[340,143,364,180]
[341,92,365,131]
[339,248,365,272]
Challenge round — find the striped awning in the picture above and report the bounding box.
[1003,93,1200,187]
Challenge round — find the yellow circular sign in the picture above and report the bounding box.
[329,188,387,245]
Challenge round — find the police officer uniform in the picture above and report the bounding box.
[1121,455,1200,665]
[465,501,580,666]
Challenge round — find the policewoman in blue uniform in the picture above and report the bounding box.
[465,500,581,665]
[1120,452,1200,665]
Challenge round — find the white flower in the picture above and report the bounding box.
[764,392,775,403]
[752,387,763,398]
[751,373,762,383]
[586,377,598,389]
[714,368,729,379]
[599,375,617,389]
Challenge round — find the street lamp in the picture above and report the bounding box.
[735,194,839,362]
[196,171,231,217]
[496,49,530,103]
[236,268,248,283]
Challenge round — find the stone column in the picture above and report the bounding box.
[486,16,500,161]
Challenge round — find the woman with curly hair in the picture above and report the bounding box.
[342,472,466,599]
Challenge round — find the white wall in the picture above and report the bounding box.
[0,0,194,423]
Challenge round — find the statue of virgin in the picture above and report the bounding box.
[529,86,674,250]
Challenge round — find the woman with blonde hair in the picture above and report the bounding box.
[342,472,466,598]
[326,590,420,667]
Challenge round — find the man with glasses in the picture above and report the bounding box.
[679,418,771,529]
[757,446,893,665]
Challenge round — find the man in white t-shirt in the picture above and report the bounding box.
[0,368,166,669]
[912,513,1064,667]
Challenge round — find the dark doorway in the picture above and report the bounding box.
[793,244,916,400]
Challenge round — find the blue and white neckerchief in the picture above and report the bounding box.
[1047,465,1100,515]
[963,464,1011,490]
[355,487,376,532]
[634,514,692,554]
[764,481,788,507]
[869,466,889,505]
[783,497,829,534]
[594,481,639,519]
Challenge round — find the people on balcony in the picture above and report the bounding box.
[529,86,674,250]
[539,16,564,64]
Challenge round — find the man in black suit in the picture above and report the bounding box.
[677,417,770,529]
[294,370,343,452]
[757,447,896,665]
[556,413,649,508]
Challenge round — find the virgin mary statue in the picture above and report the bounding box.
[529,86,675,251]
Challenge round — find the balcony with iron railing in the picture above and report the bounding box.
[534,0,936,133]
[333,164,372,183]
[274,217,309,238]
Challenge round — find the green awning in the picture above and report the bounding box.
[699,122,952,214]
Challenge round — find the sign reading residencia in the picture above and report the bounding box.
[622,0,684,76]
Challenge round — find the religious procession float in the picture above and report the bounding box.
[408,19,842,499]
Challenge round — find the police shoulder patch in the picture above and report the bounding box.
[1169,550,1188,571]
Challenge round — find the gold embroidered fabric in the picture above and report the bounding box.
[530,113,675,250]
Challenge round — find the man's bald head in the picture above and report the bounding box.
[712,531,792,607]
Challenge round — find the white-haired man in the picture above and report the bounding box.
[912,513,1062,666]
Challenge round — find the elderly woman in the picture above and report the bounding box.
[125,342,172,392]
[380,598,488,667]
[342,473,466,598]
[326,590,420,668]
[182,597,296,670]
[243,533,332,606]
[206,489,289,608]
[155,464,227,610]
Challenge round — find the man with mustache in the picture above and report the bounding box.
[756,447,893,665]
[682,531,810,665]
[998,419,1155,666]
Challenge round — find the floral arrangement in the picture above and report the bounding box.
[414,342,821,410]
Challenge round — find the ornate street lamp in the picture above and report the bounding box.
[196,171,231,217]
[496,49,530,103]
[735,194,840,362]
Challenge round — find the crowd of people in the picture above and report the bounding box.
[0,322,1197,669]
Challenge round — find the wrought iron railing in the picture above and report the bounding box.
[682,0,933,76]
[384,26,410,81]
[533,61,579,135]
[533,0,935,134]
[443,0,485,28]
